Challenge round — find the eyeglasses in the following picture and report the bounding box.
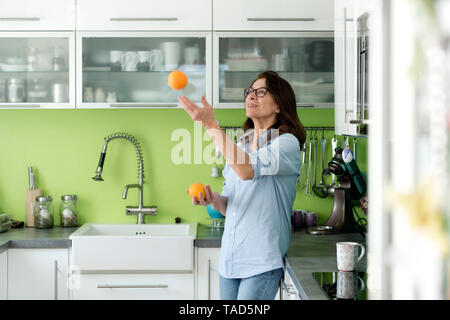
[243,87,269,98]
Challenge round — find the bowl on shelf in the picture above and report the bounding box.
[0,63,28,72]
[130,90,161,102]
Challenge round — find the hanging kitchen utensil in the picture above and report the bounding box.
[326,137,338,197]
[353,138,357,163]
[312,131,328,198]
[312,133,318,189]
[305,136,313,195]
[296,142,307,191]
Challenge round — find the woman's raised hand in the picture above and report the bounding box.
[178,95,218,130]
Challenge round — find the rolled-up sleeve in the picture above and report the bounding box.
[249,134,300,180]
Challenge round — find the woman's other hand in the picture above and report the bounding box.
[185,184,220,207]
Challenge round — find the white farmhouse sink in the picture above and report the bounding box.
[69,222,197,272]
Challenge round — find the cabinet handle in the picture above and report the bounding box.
[0,17,40,21]
[110,103,178,108]
[349,119,370,125]
[110,17,178,22]
[0,104,41,108]
[54,260,58,300]
[208,259,211,300]
[247,18,315,22]
[97,284,168,289]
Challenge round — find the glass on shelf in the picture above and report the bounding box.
[218,36,334,106]
[81,37,206,104]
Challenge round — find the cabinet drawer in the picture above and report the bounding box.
[77,0,212,31]
[71,273,194,300]
[213,0,334,31]
[0,0,75,30]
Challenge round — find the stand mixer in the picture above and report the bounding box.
[307,145,367,236]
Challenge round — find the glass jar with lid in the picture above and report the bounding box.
[7,78,25,103]
[33,196,54,229]
[59,195,78,227]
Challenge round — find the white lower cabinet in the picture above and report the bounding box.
[70,273,194,300]
[281,269,301,300]
[7,248,69,300]
[0,251,7,300]
[196,247,221,300]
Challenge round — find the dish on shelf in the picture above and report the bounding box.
[222,87,244,101]
[225,58,268,72]
[0,63,28,72]
[299,93,333,103]
[179,64,205,72]
[130,90,161,102]
[83,66,111,72]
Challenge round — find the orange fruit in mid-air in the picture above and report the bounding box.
[188,183,206,201]
[168,70,188,90]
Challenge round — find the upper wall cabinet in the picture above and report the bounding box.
[0,32,75,109]
[0,0,76,30]
[213,0,334,31]
[77,0,212,31]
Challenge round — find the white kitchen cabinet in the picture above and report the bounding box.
[76,0,212,31]
[280,269,301,300]
[213,32,334,108]
[0,0,75,31]
[0,251,7,300]
[71,273,194,300]
[7,248,69,300]
[334,0,358,136]
[76,31,211,108]
[213,0,334,31]
[0,32,76,109]
[335,0,375,136]
[196,247,221,300]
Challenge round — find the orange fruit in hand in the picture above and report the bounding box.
[188,183,206,201]
[168,70,188,90]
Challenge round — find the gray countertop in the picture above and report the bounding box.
[0,224,366,300]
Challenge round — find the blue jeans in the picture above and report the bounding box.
[219,268,284,300]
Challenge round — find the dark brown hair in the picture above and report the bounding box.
[242,71,307,151]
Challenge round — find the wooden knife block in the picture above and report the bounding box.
[26,189,43,227]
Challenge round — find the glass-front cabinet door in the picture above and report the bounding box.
[0,32,75,109]
[213,32,334,108]
[77,32,211,108]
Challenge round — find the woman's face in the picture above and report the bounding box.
[245,78,280,121]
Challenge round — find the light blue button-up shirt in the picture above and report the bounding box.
[219,129,301,279]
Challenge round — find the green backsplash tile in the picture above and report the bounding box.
[0,108,366,226]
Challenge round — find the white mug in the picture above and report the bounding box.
[184,46,200,65]
[110,50,123,71]
[137,51,150,63]
[122,51,139,72]
[110,50,123,63]
[336,242,365,271]
[161,41,180,71]
[336,271,365,299]
[149,49,164,71]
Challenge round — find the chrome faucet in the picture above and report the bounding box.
[92,132,157,224]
